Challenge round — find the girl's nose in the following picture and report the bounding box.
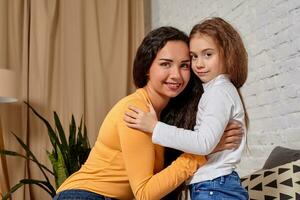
[194,58,204,69]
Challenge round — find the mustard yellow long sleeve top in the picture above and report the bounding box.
[57,88,206,200]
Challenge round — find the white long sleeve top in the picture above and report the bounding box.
[152,74,246,184]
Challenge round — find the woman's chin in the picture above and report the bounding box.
[165,89,184,98]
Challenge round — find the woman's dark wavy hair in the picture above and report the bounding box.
[161,72,203,200]
[133,26,189,88]
[133,26,204,200]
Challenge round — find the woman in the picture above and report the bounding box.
[53,26,242,200]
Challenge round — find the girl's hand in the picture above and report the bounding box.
[124,104,158,133]
[211,120,244,153]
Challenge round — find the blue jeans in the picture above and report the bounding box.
[189,171,249,200]
[53,189,116,200]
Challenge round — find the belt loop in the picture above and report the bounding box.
[220,175,225,184]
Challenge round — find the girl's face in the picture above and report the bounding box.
[190,33,226,83]
[146,40,190,100]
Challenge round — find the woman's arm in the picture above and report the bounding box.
[210,120,243,153]
[118,101,206,200]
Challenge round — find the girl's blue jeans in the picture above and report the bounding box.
[189,171,249,200]
[53,189,116,200]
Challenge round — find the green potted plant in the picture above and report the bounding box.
[0,102,91,199]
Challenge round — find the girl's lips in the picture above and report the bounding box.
[195,71,208,76]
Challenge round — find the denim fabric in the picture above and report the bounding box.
[53,189,116,200]
[189,171,249,200]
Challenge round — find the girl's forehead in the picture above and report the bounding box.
[190,34,219,50]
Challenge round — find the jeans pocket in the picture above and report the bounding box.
[193,181,211,192]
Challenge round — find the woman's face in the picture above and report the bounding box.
[146,41,191,100]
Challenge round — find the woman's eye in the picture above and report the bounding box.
[160,62,170,67]
[181,63,190,69]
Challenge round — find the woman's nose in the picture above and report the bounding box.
[170,67,181,79]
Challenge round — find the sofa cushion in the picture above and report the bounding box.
[263,146,300,169]
[241,159,300,200]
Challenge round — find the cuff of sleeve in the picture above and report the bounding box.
[176,153,206,177]
[152,121,165,144]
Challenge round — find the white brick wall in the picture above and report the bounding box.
[151,0,300,176]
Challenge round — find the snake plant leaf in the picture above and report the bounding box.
[67,123,80,174]
[77,122,83,145]
[2,182,24,200]
[25,101,69,177]
[48,145,68,188]
[0,149,28,159]
[0,150,53,175]
[10,132,35,160]
[24,101,59,157]
[66,150,78,175]
[69,115,76,148]
[20,179,56,197]
[10,132,51,183]
[83,124,90,148]
[2,102,91,198]
[67,115,78,173]
[76,124,91,165]
[2,178,56,200]
[54,111,68,153]
[53,111,70,173]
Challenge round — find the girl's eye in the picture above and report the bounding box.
[204,52,213,58]
[190,54,197,60]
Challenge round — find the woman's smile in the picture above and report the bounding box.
[164,81,182,90]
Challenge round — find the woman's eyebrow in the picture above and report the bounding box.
[181,59,190,63]
[159,58,173,62]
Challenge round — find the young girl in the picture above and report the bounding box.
[124,17,249,200]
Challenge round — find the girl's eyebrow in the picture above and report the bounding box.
[190,48,215,54]
[203,48,215,51]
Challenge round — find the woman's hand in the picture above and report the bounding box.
[211,120,244,153]
[124,104,158,133]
